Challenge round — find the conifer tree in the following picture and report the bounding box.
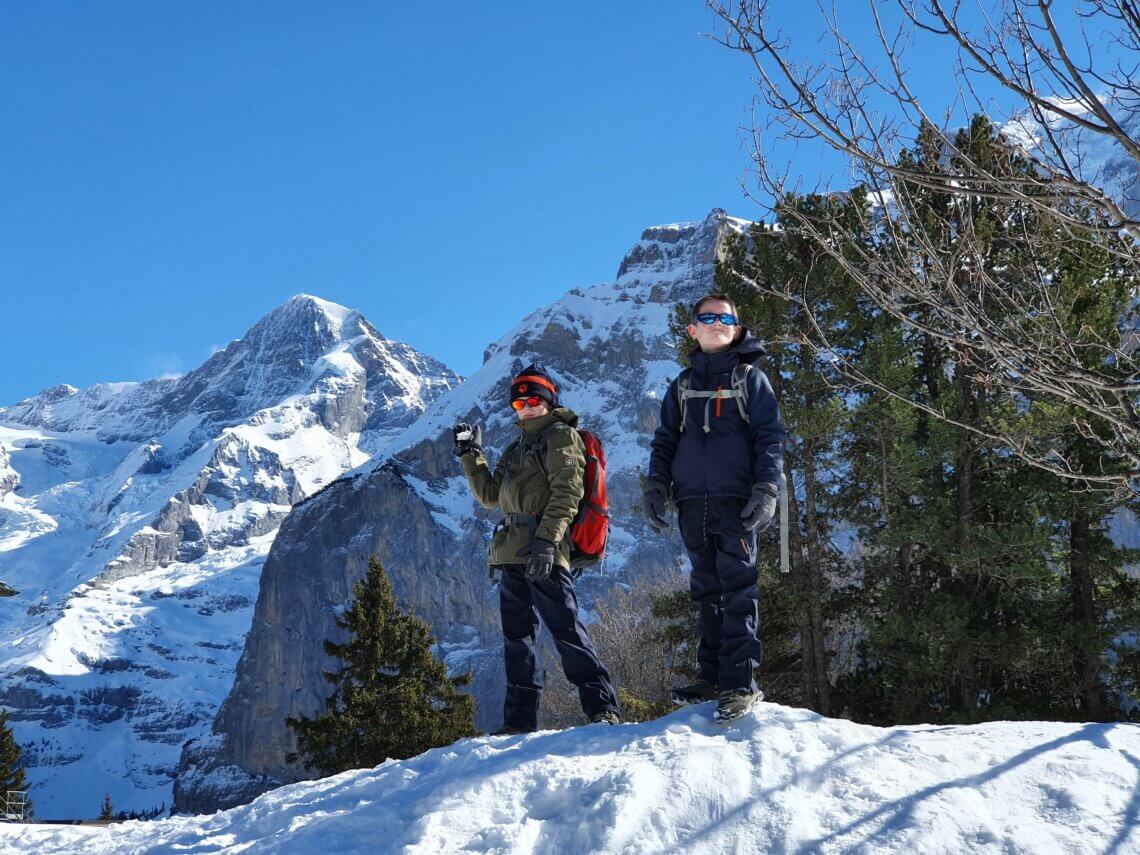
[286,556,476,776]
[833,117,1139,723]
[699,116,1138,725]
[0,710,30,817]
[98,793,114,821]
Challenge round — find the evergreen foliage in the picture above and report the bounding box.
[98,793,114,821]
[113,803,165,821]
[286,556,477,776]
[658,116,1139,725]
[0,710,30,816]
[831,117,1140,724]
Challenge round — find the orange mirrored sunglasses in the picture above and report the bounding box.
[511,396,543,410]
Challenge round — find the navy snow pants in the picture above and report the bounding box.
[677,496,761,694]
[497,565,618,731]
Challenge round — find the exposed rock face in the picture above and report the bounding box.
[174,210,747,812]
[173,463,502,812]
[95,435,306,585]
[0,295,460,819]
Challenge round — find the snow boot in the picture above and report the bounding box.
[714,688,764,724]
[671,680,718,706]
[591,709,621,725]
[488,725,530,737]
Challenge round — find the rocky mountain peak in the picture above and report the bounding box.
[234,294,360,361]
[615,208,747,297]
[0,297,461,819]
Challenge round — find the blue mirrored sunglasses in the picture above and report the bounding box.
[695,312,738,326]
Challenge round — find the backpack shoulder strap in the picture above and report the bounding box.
[531,422,573,477]
[731,363,753,423]
[676,368,693,433]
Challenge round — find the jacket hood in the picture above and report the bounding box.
[729,329,767,363]
[691,328,767,374]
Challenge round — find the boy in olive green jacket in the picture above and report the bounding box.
[453,364,619,734]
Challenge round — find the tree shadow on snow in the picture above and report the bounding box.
[1106,748,1140,855]
[675,721,1135,855]
[793,722,1123,854]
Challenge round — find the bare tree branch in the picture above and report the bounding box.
[708,0,1140,493]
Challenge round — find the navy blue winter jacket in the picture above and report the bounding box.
[648,331,785,502]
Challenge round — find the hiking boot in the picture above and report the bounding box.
[671,680,719,706]
[591,709,621,725]
[714,688,764,724]
[488,725,530,737]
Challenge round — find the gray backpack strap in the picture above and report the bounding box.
[676,369,692,433]
[677,365,753,434]
[779,470,790,573]
[731,363,752,423]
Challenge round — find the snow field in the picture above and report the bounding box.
[2,702,1136,854]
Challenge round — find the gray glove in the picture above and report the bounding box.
[523,538,556,583]
[642,480,669,533]
[452,422,483,458]
[741,483,778,532]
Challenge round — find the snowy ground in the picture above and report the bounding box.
[3,703,1136,854]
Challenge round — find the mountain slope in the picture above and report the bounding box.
[6,704,1138,854]
[0,295,460,819]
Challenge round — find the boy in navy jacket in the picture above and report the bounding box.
[644,293,785,722]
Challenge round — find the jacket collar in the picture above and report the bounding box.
[515,406,579,433]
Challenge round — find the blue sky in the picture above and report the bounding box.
[0,3,1093,404]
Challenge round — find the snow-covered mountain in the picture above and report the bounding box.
[173,209,750,813]
[1003,91,1140,219]
[0,295,460,819]
[5,702,1138,854]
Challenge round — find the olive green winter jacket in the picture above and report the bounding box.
[459,407,585,570]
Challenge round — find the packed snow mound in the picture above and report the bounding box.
[4,703,1137,854]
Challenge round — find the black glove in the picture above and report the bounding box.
[452,422,483,458]
[642,480,669,533]
[523,538,556,583]
[741,483,778,532]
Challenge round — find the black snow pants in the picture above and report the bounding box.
[497,564,619,731]
[677,496,761,694]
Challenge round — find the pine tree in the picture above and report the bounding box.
[0,710,30,818]
[285,556,477,776]
[833,116,1139,724]
[98,793,114,821]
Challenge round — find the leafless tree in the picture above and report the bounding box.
[707,0,1140,494]
[541,575,686,728]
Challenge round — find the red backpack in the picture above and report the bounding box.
[534,425,609,568]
